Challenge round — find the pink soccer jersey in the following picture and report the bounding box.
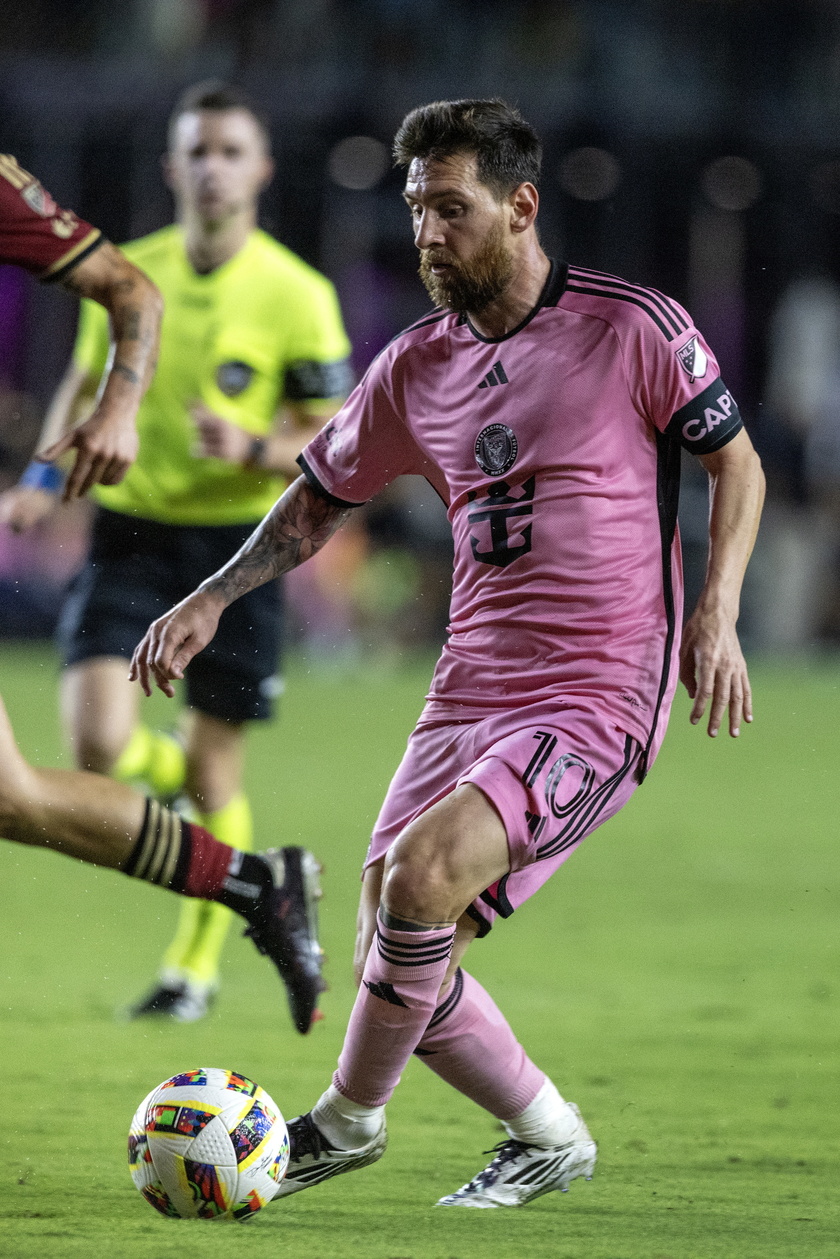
[300,262,743,769]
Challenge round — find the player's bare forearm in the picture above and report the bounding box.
[62,243,161,394]
[680,429,765,737]
[43,244,163,499]
[129,476,353,696]
[200,476,353,603]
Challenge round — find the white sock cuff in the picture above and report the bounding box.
[503,1078,580,1148]
[320,1082,384,1123]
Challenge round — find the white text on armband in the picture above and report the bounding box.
[682,389,736,442]
[666,376,743,453]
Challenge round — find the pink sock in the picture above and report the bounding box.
[414,968,545,1121]
[334,911,456,1108]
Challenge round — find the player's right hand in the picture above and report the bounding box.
[40,407,139,502]
[129,591,225,697]
[0,485,56,533]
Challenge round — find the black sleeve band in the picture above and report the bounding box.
[284,358,354,401]
[43,231,105,284]
[665,376,744,454]
[296,453,367,508]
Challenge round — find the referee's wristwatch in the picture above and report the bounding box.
[244,436,266,469]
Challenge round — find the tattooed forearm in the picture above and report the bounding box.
[199,478,353,605]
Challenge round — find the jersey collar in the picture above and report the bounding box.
[463,259,569,344]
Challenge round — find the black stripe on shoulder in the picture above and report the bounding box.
[565,281,675,342]
[567,266,688,338]
[568,265,688,333]
[296,454,367,508]
[390,308,450,344]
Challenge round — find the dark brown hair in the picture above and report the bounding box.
[167,80,271,149]
[393,98,541,198]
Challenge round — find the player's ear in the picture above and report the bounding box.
[259,154,275,192]
[509,182,539,234]
[161,153,176,192]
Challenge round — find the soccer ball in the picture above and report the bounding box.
[128,1067,290,1221]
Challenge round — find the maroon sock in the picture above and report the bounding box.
[123,800,234,898]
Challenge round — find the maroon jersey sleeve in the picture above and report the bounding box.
[0,153,103,281]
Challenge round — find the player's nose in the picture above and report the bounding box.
[414,210,445,249]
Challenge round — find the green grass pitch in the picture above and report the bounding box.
[0,643,838,1259]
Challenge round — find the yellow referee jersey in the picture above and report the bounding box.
[74,225,351,525]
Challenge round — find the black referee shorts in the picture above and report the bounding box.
[57,507,284,724]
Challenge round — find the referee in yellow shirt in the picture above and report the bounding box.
[5,82,352,1022]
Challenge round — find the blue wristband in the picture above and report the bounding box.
[20,461,65,494]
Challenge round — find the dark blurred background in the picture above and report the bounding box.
[2,0,840,654]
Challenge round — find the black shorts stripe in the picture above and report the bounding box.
[535,735,638,861]
[565,280,678,342]
[567,266,689,337]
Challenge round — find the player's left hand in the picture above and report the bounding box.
[39,408,139,501]
[192,404,254,464]
[679,602,752,738]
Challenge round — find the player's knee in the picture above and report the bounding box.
[381,845,459,924]
[0,760,36,837]
[75,733,121,776]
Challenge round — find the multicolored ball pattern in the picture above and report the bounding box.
[128,1067,290,1221]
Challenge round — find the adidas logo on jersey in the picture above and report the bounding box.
[478,361,508,388]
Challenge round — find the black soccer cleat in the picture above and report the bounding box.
[272,1112,387,1198]
[122,980,215,1023]
[243,847,326,1034]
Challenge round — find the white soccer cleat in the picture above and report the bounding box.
[435,1103,596,1208]
[272,1112,387,1198]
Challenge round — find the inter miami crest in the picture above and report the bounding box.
[675,336,708,383]
[216,360,255,397]
[474,423,518,477]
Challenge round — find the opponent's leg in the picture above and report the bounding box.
[0,694,322,1032]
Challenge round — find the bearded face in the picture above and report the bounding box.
[419,215,514,315]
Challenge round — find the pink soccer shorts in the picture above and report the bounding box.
[365,699,644,934]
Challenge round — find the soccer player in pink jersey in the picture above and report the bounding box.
[131,99,765,1208]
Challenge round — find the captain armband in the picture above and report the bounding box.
[664,376,743,454]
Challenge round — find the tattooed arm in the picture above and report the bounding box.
[38,242,162,500]
[130,476,354,697]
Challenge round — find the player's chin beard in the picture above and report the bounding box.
[419,225,514,315]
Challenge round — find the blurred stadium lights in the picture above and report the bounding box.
[810,160,840,214]
[328,136,390,191]
[557,146,621,201]
[700,156,762,212]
